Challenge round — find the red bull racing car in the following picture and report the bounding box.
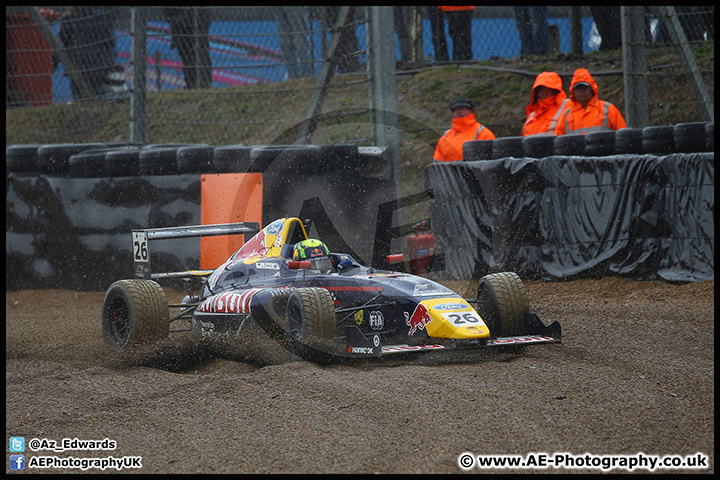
[101,217,561,361]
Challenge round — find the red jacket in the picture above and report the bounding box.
[434,113,495,162]
[522,71,569,137]
[554,68,626,135]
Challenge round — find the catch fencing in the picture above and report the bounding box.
[6,6,714,146]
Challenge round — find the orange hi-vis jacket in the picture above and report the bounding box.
[434,113,496,162]
[522,71,569,137]
[554,68,626,135]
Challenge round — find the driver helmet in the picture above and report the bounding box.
[292,239,332,273]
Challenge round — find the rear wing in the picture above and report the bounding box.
[132,222,260,279]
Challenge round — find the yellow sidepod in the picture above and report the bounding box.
[419,298,491,339]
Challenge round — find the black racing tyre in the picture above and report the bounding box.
[249,145,322,173]
[463,139,494,161]
[106,147,141,177]
[673,122,706,153]
[212,144,252,173]
[285,287,337,340]
[553,134,585,156]
[177,144,213,173]
[614,128,642,154]
[521,135,554,158]
[642,126,675,155]
[491,136,524,159]
[6,144,42,174]
[144,143,196,149]
[68,148,117,178]
[323,143,358,173]
[38,143,105,176]
[355,146,390,177]
[584,131,615,156]
[101,279,169,351]
[475,272,529,337]
[139,146,180,175]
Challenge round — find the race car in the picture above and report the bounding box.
[101,217,561,361]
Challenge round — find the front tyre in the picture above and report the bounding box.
[101,279,169,351]
[285,287,340,362]
[285,287,337,340]
[476,272,529,337]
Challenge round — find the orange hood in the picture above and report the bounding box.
[526,71,566,115]
[569,68,599,101]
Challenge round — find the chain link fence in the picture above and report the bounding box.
[623,6,714,125]
[6,6,714,144]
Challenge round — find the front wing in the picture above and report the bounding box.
[344,313,561,358]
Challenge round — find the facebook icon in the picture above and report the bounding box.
[10,454,25,470]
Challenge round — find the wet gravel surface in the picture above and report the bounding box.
[6,278,714,474]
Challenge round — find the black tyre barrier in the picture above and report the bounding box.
[322,143,359,173]
[584,131,616,157]
[553,134,585,156]
[212,144,251,173]
[642,126,675,155]
[104,142,143,149]
[139,146,182,175]
[144,143,196,149]
[614,128,642,155]
[491,136,524,159]
[521,135,554,158]
[706,123,714,152]
[463,139,493,161]
[356,146,390,177]
[68,147,122,178]
[249,144,321,173]
[106,147,141,177]
[6,144,43,174]
[177,144,214,174]
[673,122,707,153]
[37,143,105,176]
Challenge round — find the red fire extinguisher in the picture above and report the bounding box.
[408,220,434,277]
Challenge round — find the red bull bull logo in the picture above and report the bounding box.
[404,303,433,336]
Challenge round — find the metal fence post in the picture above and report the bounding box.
[569,7,583,55]
[659,6,714,122]
[296,6,352,144]
[367,6,400,193]
[130,7,147,144]
[621,6,649,128]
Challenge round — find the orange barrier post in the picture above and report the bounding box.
[200,173,263,269]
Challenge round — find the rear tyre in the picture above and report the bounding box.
[475,272,529,337]
[101,279,169,351]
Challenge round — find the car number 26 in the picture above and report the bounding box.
[441,311,482,325]
[132,231,149,262]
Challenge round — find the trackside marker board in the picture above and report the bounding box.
[200,173,263,269]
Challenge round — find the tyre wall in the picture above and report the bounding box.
[424,152,714,282]
[6,144,394,290]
